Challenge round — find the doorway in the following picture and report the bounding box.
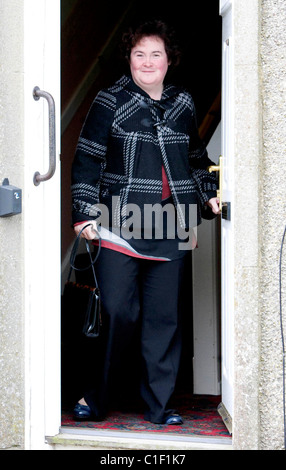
[60,0,224,438]
[61,0,222,256]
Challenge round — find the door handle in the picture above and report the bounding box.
[208,155,223,211]
[33,87,56,186]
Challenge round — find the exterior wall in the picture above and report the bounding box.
[259,0,286,450]
[232,0,261,449]
[0,1,25,449]
[232,0,286,450]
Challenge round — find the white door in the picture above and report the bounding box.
[218,0,234,432]
[192,124,221,396]
[23,0,61,449]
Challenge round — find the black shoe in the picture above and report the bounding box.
[73,403,92,420]
[164,414,183,425]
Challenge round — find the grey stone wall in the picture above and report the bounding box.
[231,0,261,450]
[259,0,286,450]
[229,0,286,450]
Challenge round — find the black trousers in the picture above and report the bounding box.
[84,248,186,424]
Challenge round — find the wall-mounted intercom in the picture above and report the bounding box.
[0,178,22,217]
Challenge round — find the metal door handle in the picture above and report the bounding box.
[33,87,56,186]
[208,155,223,211]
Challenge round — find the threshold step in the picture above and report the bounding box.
[46,428,232,451]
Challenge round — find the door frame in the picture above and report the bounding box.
[24,0,238,449]
[23,0,61,450]
[218,0,234,429]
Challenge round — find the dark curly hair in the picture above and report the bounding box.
[121,19,181,68]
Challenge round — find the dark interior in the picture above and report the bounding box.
[61,0,222,412]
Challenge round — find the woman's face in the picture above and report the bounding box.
[130,36,170,95]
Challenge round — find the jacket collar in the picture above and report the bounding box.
[119,75,181,105]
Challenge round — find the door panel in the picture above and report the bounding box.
[192,124,221,396]
[219,0,234,428]
[23,0,61,449]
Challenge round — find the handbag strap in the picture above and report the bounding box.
[68,223,101,289]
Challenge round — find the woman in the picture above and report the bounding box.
[71,20,220,425]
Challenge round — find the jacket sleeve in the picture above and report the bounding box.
[187,95,218,205]
[71,90,116,225]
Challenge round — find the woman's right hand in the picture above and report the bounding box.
[74,220,99,240]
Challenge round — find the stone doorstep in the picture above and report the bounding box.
[46,429,233,451]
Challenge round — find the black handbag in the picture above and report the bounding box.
[63,224,102,338]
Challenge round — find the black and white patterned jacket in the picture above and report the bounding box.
[71,75,218,229]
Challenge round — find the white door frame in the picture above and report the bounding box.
[23,0,61,450]
[218,0,234,429]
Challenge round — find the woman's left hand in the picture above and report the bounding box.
[206,197,221,215]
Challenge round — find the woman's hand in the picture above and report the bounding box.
[74,220,99,240]
[206,197,221,215]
